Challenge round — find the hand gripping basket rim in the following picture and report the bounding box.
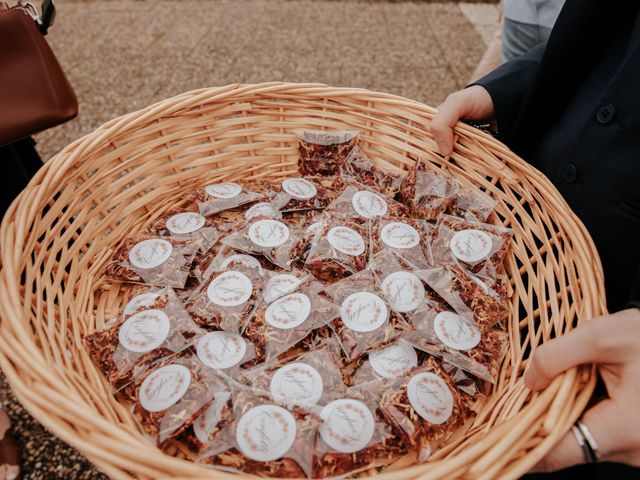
[0,82,605,480]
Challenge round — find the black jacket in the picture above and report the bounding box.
[475,0,640,313]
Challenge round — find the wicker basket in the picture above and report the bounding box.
[0,83,605,479]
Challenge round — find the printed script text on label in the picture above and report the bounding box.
[245,202,280,220]
[166,212,205,234]
[352,190,388,218]
[327,226,365,256]
[380,222,420,249]
[381,271,425,313]
[369,342,418,379]
[263,274,301,303]
[139,364,191,413]
[207,271,253,307]
[248,219,290,247]
[119,309,170,353]
[320,399,375,453]
[128,239,173,269]
[433,311,481,351]
[270,363,324,406]
[341,292,388,332]
[265,293,311,329]
[450,229,493,263]
[196,331,247,369]
[407,372,454,425]
[282,178,317,199]
[123,292,160,316]
[235,405,297,462]
[205,182,241,199]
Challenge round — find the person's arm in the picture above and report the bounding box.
[430,42,546,156]
[628,264,640,308]
[471,42,546,144]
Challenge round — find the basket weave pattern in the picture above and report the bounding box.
[0,83,605,479]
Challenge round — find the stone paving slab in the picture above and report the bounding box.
[459,1,501,45]
[7,1,494,478]
[35,0,488,160]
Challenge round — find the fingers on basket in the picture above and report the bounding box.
[431,101,461,156]
[524,316,627,391]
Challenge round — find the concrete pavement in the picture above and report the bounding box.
[35,0,496,159]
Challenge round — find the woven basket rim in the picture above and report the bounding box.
[0,82,605,480]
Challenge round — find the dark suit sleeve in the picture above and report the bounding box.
[627,264,640,309]
[470,43,546,144]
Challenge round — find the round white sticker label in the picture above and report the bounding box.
[166,212,205,234]
[433,311,481,351]
[306,221,323,236]
[207,271,253,307]
[245,202,280,220]
[236,405,297,462]
[118,309,170,353]
[139,364,191,413]
[128,239,173,269]
[220,254,263,272]
[248,219,290,247]
[282,178,317,200]
[205,182,241,199]
[450,229,493,263]
[341,292,388,333]
[352,190,388,219]
[265,293,311,329]
[193,391,231,444]
[320,399,375,453]
[380,222,420,249]
[123,292,160,317]
[327,226,365,256]
[381,271,425,313]
[407,372,454,425]
[270,362,324,406]
[196,331,248,369]
[263,274,302,303]
[369,342,418,379]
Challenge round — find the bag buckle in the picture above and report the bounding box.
[15,0,55,34]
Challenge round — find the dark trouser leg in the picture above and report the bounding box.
[0,137,43,217]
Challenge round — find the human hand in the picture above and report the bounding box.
[525,308,640,471]
[430,85,495,156]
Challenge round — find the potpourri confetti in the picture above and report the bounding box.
[89,129,513,477]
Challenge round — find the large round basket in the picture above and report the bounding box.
[0,83,605,479]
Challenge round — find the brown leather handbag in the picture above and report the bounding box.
[0,2,78,147]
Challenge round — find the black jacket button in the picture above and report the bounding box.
[564,164,578,183]
[596,103,616,124]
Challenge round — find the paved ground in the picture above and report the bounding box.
[34,0,499,160]
[459,1,501,45]
[7,1,499,478]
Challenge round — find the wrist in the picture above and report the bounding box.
[459,85,495,121]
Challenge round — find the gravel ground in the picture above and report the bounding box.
[5,0,497,478]
[0,373,107,479]
[34,0,491,160]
